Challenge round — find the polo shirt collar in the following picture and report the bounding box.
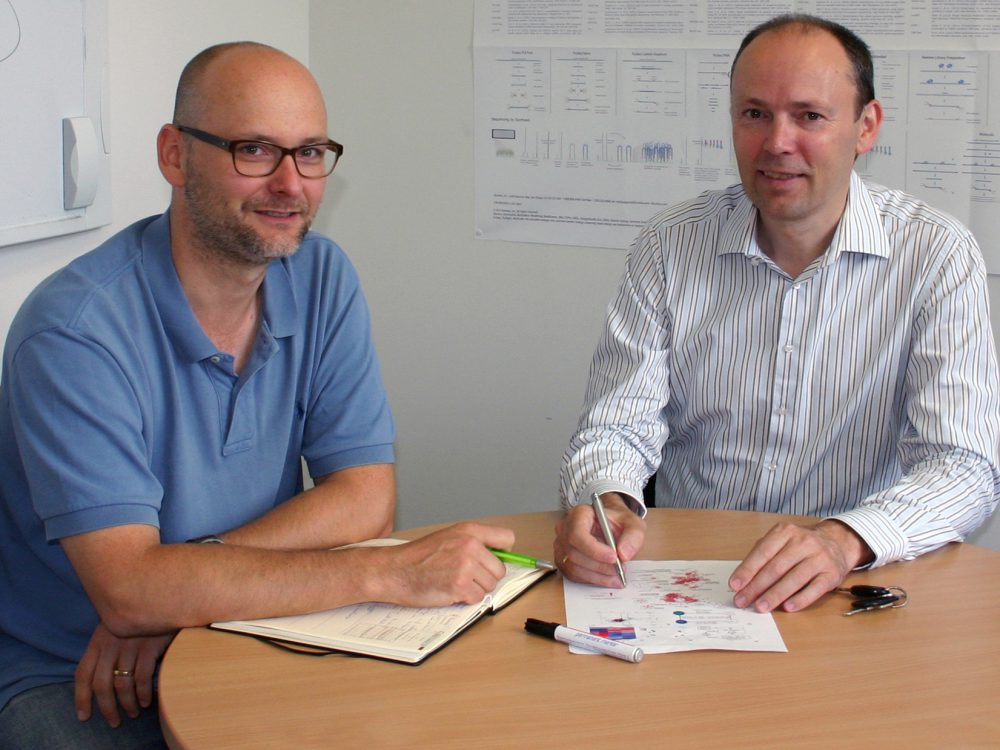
[141,212,299,364]
[717,171,892,265]
[261,255,298,340]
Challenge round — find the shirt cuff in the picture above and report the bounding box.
[577,479,648,518]
[825,506,908,568]
[44,503,161,542]
[308,443,395,479]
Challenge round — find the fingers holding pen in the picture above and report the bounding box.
[387,522,514,607]
[555,495,646,587]
[592,493,628,587]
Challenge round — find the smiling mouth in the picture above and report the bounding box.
[760,170,802,181]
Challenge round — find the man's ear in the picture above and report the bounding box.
[157,125,186,188]
[855,99,884,157]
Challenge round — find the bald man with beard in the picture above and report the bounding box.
[0,42,514,747]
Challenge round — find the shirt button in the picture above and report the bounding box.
[783,344,794,353]
[766,463,778,472]
[778,407,788,416]
[210,355,221,363]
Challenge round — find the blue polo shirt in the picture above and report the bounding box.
[0,213,395,709]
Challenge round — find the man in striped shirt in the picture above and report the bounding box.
[556,15,1000,614]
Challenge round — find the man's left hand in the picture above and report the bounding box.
[728,520,873,613]
[74,622,176,728]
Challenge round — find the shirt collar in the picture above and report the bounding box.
[141,212,299,364]
[717,188,758,258]
[718,171,892,265]
[826,171,892,264]
[261,255,298,340]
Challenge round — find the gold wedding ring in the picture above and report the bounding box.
[113,668,133,678]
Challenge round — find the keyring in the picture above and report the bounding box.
[835,585,908,616]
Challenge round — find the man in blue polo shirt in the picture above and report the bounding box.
[0,42,514,747]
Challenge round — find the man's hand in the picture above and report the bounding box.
[729,520,873,613]
[380,522,516,607]
[554,493,646,587]
[74,622,176,728]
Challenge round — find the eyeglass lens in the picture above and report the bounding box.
[232,141,338,178]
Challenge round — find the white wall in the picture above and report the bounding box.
[0,0,309,342]
[1,0,998,552]
[309,1,625,532]
[309,0,1000,551]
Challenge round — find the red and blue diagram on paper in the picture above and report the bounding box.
[564,561,788,654]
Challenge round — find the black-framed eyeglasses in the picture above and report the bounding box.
[176,125,343,178]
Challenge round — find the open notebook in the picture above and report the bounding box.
[211,539,552,664]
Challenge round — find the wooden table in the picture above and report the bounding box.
[159,509,1000,748]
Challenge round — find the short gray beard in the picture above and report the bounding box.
[184,175,310,267]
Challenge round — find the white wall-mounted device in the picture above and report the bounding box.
[0,0,110,248]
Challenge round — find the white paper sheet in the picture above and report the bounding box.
[563,560,787,654]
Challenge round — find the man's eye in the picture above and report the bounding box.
[804,112,823,121]
[236,142,273,159]
[296,146,325,161]
[744,109,763,119]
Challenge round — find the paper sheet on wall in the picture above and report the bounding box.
[563,560,787,654]
[474,0,1000,274]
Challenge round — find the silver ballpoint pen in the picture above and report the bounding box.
[591,492,627,586]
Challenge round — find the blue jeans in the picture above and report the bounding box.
[0,682,165,749]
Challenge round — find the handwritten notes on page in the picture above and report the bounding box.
[563,561,787,654]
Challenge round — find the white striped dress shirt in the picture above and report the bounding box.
[560,171,1000,567]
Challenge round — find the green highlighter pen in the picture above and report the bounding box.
[489,548,557,571]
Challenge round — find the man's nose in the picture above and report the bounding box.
[266,153,305,193]
[762,116,795,154]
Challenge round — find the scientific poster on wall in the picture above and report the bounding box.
[473,0,1000,273]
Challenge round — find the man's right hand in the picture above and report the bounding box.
[379,522,516,607]
[61,520,516,638]
[554,493,646,587]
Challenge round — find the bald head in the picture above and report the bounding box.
[172,42,326,130]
